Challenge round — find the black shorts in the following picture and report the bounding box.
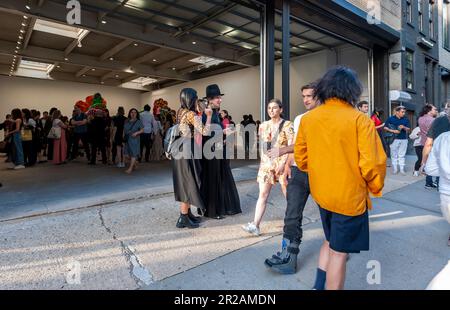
[319,206,369,254]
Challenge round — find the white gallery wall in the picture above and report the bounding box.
[146,44,368,123]
[0,75,143,120]
[0,45,368,136]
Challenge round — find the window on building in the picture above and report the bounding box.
[405,50,414,90]
[444,0,450,48]
[406,0,412,24]
[418,0,424,32]
[429,0,435,39]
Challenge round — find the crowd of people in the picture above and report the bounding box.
[169,67,449,290]
[1,66,449,290]
[0,100,207,174]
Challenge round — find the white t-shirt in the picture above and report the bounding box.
[292,113,306,167]
[53,119,62,127]
[24,119,36,128]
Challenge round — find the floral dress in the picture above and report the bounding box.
[257,119,294,185]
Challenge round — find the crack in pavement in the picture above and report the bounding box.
[98,208,154,287]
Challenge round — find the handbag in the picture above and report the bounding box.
[384,123,398,145]
[47,126,61,139]
[21,128,33,142]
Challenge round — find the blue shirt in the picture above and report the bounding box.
[73,113,87,134]
[385,116,410,140]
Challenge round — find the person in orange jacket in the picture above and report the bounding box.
[294,66,386,290]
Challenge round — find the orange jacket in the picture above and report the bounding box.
[294,98,387,216]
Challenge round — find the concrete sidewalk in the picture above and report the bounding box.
[0,156,448,289]
[146,180,449,290]
[0,159,258,221]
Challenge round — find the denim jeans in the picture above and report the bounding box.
[283,166,311,244]
[12,132,24,165]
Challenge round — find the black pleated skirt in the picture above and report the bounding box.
[172,157,205,211]
[201,158,242,218]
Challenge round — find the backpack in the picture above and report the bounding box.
[164,124,180,160]
[164,109,187,160]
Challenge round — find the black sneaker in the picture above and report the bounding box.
[425,184,437,190]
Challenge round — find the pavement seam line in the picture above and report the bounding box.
[98,208,155,288]
[378,197,442,215]
[0,179,256,224]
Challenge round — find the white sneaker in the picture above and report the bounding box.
[413,171,419,177]
[14,165,25,170]
[392,167,398,175]
[241,222,260,236]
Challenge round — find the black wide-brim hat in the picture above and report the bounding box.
[204,84,224,99]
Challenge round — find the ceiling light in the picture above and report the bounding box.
[109,57,114,61]
[172,67,176,70]
[57,65,60,68]
[91,68,95,71]
[20,29,25,33]
[17,41,22,44]
[23,16,28,19]
[82,74,86,77]
[152,59,157,62]
[101,20,107,24]
[115,74,119,78]
[19,36,23,39]
[189,56,224,68]
[101,81,104,84]
[192,41,197,45]
[25,5,31,10]
[21,23,27,27]
[134,43,138,46]
[34,19,89,40]
[15,50,18,53]
[64,58,69,61]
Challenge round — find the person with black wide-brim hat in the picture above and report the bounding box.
[200,84,242,219]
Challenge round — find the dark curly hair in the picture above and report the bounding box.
[315,66,363,106]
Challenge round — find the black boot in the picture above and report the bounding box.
[176,213,199,229]
[269,251,298,275]
[265,239,299,274]
[188,209,201,224]
[264,238,290,267]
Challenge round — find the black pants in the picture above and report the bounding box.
[140,133,153,162]
[283,166,311,244]
[90,141,106,164]
[414,145,424,171]
[22,140,36,166]
[47,138,54,161]
[71,133,91,161]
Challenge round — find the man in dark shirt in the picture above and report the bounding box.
[112,107,127,167]
[384,106,411,175]
[70,107,91,161]
[89,110,107,165]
